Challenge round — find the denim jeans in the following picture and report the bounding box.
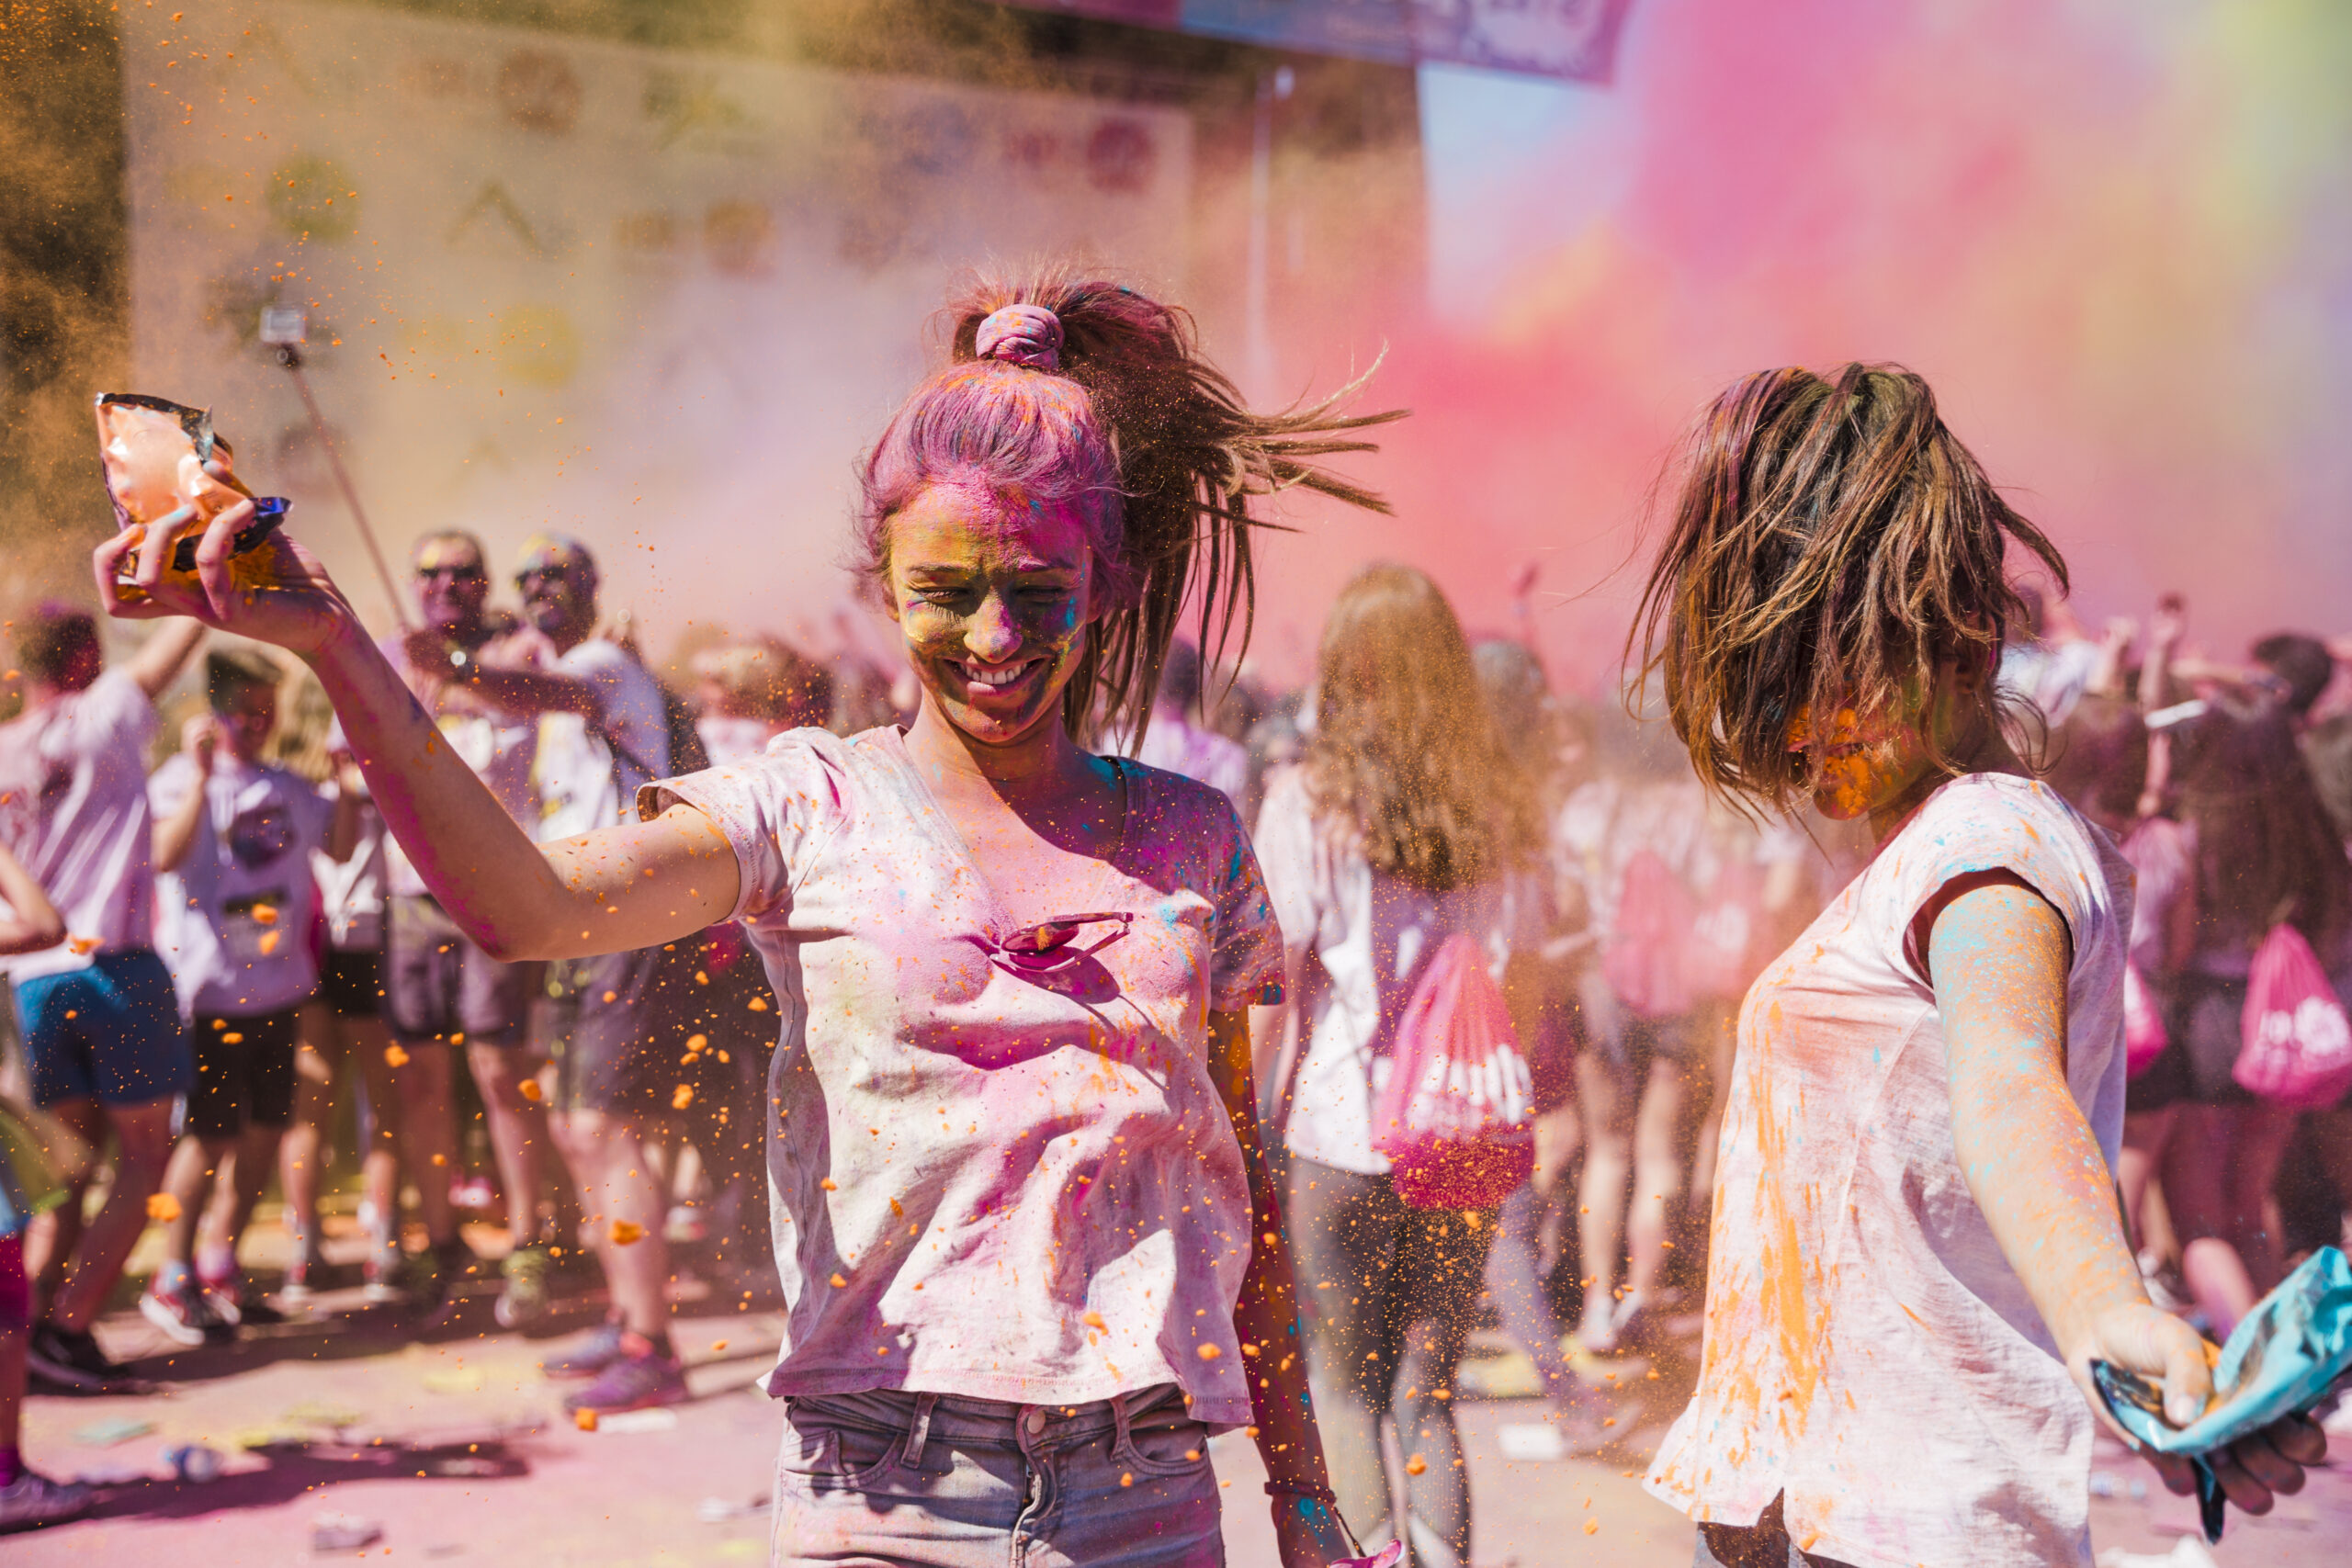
[771,1383,1225,1567]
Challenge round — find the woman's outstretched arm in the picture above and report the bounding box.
[94,497,739,960]
[1934,878,2324,1511]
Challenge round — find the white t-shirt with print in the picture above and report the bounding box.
[1251,765,1540,1176]
[0,670,160,982]
[646,727,1283,1427]
[528,637,670,845]
[1644,773,2132,1568]
[150,753,333,1017]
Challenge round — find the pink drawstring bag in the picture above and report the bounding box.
[2122,961,2168,1078]
[1372,933,1534,1210]
[2233,923,2352,1108]
[1690,853,1765,1003]
[1603,850,1699,1019]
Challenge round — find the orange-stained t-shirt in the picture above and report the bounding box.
[643,726,1283,1427]
[1645,773,2132,1568]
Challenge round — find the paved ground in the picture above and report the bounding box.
[15,1217,2350,1564]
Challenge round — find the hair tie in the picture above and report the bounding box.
[974,303,1063,371]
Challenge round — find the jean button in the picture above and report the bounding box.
[1022,1408,1046,1436]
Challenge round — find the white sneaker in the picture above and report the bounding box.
[140,1282,217,1348]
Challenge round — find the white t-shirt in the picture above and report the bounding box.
[697,713,780,769]
[0,671,160,982]
[313,783,387,952]
[379,636,541,897]
[529,638,670,844]
[646,727,1283,1427]
[1251,765,1540,1175]
[150,753,333,1016]
[1644,773,2132,1568]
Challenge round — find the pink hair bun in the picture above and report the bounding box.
[974,303,1064,371]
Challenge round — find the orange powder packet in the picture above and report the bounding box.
[95,394,288,597]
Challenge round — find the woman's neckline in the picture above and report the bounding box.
[876,725,1134,923]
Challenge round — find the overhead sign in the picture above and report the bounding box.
[1006,0,1633,83]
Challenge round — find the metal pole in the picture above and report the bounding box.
[277,344,413,628]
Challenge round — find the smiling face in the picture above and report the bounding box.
[883,482,1101,749]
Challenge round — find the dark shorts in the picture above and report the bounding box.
[186,1007,302,1139]
[2165,970,2256,1107]
[387,896,536,1045]
[320,947,385,1020]
[12,948,192,1109]
[537,936,757,1120]
[1579,969,1693,1075]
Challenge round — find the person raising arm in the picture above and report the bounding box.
[96,268,1403,1568]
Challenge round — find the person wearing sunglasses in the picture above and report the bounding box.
[365,530,555,1311]
[99,267,1399,1568]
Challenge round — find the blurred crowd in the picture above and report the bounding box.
[5,530,2350,1545]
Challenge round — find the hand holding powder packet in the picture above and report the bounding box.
[95,393,289,598]
[2093,1246,2352,1541]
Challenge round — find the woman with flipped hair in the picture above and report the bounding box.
[96,271,1398,1568]
[1252,564,1555,1566]
[1631,365,2324,1567]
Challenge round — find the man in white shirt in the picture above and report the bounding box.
[141,650,349,1343]
[491,536,730,1416]
[377,531,553,1308]
[0,604,205,1390]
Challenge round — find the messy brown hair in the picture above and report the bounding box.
[1306,563,1537,892]
[1630,363,2065,814]
[856,264,1402,745]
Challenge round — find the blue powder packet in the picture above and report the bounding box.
[2092,1245,2352,1542]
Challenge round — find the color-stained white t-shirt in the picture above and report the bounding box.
[1645,773,2132,1568]
[644,727,1284,1427]
[150,753,333,1017]
[1252,765,1539,1176]
[0,671,159,982]
[528,637,670,844]
[379,636,540,899]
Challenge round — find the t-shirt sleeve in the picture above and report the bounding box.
[1889,777,2106,982]
[89,668,157,751]
[636,731,844,925]
[1209,805,1286,1010]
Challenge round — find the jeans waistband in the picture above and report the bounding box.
[784,1384,1189,1467]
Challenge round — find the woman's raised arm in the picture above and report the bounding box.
[95,496,740,961]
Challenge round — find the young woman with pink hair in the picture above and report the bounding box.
[98,269,1398,1568]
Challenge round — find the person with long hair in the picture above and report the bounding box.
[95,268,1396,1568]
[2138,610,2351,1333]
[1630,365,2323,1567]
[1251,564,1545,1567]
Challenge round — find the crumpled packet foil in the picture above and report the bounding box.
[2093,1245,2352,1542]
[96,393,288,596]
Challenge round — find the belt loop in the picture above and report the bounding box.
[1111,1390,1135,1453]
[899,1393,939,1469]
